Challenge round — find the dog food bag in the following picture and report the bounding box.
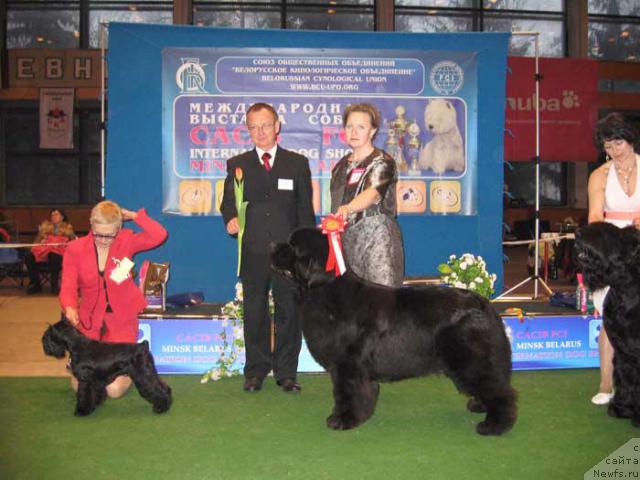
[139,261,170,311]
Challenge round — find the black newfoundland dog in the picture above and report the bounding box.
[575,222,640,427]
[42,317,172,416]
[271,228,517,435]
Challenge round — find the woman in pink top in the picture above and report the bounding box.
[587,112,639,405]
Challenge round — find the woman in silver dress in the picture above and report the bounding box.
[330,103,404,287]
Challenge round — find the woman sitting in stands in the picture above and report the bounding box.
[25,208,75,294]
[59,200,167,398]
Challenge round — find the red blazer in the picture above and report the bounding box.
[59,209,167,341]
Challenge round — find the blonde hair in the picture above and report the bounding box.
[90,200,122,228]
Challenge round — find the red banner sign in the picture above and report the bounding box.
[505,57,598,162]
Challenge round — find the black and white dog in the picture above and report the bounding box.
[575,222,640,427]
[42,318,172,416]
[271,228,517,435]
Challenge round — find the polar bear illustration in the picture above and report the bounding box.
[418,99,465,175]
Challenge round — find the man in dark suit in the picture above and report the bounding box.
[221,102,315,393]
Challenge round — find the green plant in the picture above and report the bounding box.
[201,282,274,383]
[438,253,497,299]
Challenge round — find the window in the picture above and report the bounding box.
[588,0,640,62]
[286,2,373,31]
[7,1,80,48]
[193,0,374,30]
[194,2,281,28]
[504,161,567,207]
[0,103,102,205]
[6,0,173,49]
[395,0,565,57]
[88,1,173,47]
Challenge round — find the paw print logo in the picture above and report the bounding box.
[562,90,580,109]
[588,319,602,349]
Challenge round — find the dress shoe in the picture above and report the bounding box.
[277,378,301,393]
[243,377,264,392]
[26,283,42,294]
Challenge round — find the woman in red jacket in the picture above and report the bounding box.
[59,200,167,397]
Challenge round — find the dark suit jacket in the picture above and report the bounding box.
[221,147,315,257]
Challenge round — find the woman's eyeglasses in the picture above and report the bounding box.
[92,231,118,240]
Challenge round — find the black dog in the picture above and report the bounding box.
[575,222,640,427]
[271,228,517,435]
[42,318,172,416]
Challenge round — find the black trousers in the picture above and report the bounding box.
[240,250,301,381]
[25,251,62,289]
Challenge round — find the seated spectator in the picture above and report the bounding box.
[26,208,75,294]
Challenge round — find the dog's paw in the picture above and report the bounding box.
[326,412,360,430]
[476,419,513,436]
[608,402,633,419]
[153,405,170,414]
[152,398,172,414]
[74,405,95,417]
[467,397,486,413]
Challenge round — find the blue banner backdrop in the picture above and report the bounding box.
[162,49,476,216]
[139,315,601,375]
[107,23,509,301]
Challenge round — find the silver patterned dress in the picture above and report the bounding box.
[330,148,405,287]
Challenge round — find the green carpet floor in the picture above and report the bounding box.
[1,369,636,480]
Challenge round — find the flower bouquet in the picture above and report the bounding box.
[200,282,274,383]
[438,253,497,299]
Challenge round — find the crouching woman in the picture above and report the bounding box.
[59,200,168,398]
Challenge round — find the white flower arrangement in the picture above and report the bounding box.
[201,282,274,383]
[438,253,497,299]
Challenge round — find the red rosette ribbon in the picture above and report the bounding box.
[320,214,347,277]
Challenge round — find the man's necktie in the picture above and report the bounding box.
[262,152,272,172]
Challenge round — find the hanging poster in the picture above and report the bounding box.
[39,87,74,149]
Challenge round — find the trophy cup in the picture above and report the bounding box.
[385,125,402,170]
[390,106,409,173]
[407,121,422,176]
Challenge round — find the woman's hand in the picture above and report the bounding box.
[336,205,352,218]
[121,208,138,221]
[65,306,79,326]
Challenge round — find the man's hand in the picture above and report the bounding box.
[226,217,240,235]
